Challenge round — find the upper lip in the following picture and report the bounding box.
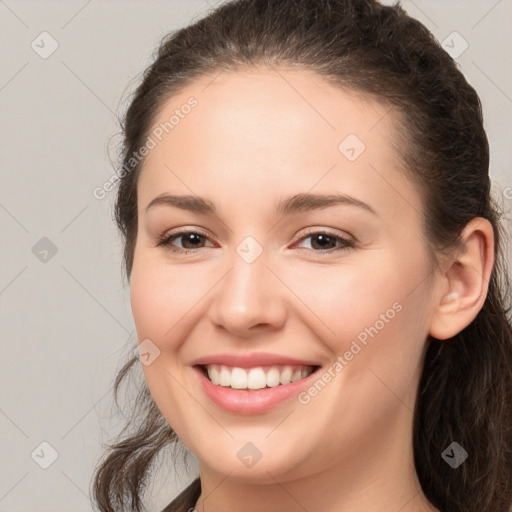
[192,352,321,368]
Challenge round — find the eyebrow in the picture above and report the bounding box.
[145,192,378,217]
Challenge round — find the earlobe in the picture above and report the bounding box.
[428,217,495,341]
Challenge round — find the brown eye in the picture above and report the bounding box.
[157,230,213,253]
[173,232,206,249]
[294,231,355,254]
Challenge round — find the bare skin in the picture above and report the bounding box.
[129,66,494,512]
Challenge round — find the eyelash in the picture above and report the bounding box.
[156,229,356,255]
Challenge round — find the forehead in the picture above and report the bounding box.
[137,67,420,223]
[144,66,396,158]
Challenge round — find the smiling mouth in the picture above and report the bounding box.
[196,364,321,391]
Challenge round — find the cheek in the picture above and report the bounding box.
[129,256,202,435]
[293,250,430,376]
[288,258,405,341]
[130,254,198,342]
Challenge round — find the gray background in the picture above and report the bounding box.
[1,1,511,511]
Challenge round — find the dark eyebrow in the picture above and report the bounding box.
[145,192,377,217]
[145,194,216,214]
[275,192,377,217]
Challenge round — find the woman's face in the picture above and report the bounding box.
[130,67,440,483]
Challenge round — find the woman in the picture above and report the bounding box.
[91,1,512,511]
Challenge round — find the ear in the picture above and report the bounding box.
[429,217,495,341]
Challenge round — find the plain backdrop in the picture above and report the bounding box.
[1,1,511,511]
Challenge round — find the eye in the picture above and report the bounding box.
[292,231,355,254]
[156,230,213,254]
[156,229,355,255]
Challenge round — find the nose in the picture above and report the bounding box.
[206,244,287,337]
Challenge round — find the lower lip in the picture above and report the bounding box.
[193,366,320,414]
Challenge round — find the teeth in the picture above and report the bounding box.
[279,366,293,385]
[292,368,302,382]
[266,367,280,387]
[205,364,315,390]
[231,367,247,389]
[219,366,231,387]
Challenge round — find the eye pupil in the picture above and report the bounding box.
[182,233,203,248]
[311,234,335,250]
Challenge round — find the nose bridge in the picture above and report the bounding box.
[208,235,285,333]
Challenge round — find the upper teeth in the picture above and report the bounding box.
[205,364,315,390]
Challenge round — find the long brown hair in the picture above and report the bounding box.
[91,1,512,511]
